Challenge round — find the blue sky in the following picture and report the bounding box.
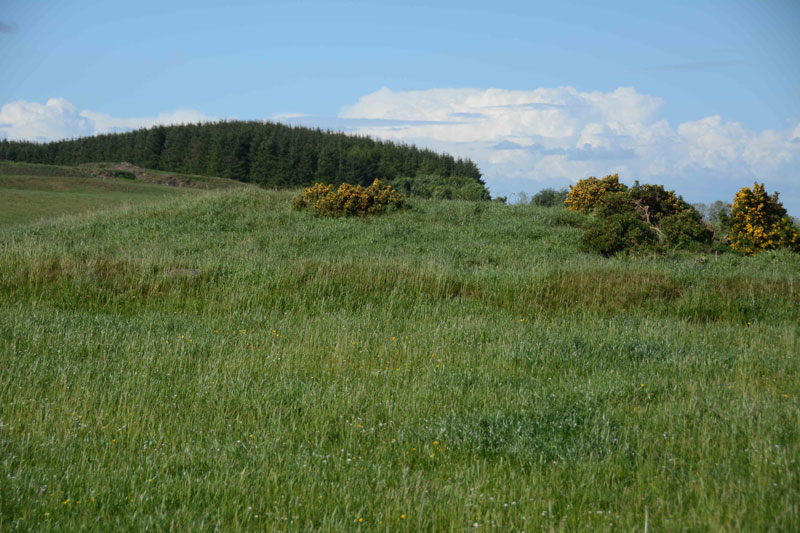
[2,0,799,212]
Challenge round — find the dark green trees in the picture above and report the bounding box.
[0,120,485,193]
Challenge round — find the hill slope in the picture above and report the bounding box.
[0,189,798,530]
[0,120,487,193]
[0,161,249,228]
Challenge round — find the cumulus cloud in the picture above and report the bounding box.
[332,86,800,212]
[0,98,215,142]
[0,98,93,142]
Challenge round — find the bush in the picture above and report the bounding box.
[661,210,713,249]
[593,190,636,218]
[627,182,688,225]
[564,174,627,214]
[389,174,491,201]
[292,179,405,217]
[570,176,714,256]
[726,182,799,255]
[531,187,569,207]
[581,212,657,256]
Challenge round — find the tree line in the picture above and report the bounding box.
[0,121,484,189]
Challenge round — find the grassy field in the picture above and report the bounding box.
[0,182,798,530]
[0,161,247,228]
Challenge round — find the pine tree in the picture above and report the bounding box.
[0,120,488,195]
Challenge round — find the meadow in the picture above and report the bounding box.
[0,162,246,229]
[0,175,798,530]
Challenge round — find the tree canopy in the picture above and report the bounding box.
[0,121,485,192]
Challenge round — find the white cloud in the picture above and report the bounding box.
[0,98,93,142]
[340,86,664,144]
[0,98,215,141]
[335,86,800,212]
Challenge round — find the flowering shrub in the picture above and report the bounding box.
[627,183,687,225]
[627,183,713,249]
[581,212,658,256]
[292,179,405,217]
[726,183,799,255]
[661,210,713,249]
[564,174,627,214]
[574,178,713,255]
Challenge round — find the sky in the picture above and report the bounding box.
[1,0,799,212]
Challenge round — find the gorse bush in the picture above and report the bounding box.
[574,178,712,256]
[627,183,686,224]
[726,182,799,255]
[581,211,658,256]
[627,183,712,249]
[660,210,714,249]
[564,174,627,214]
[292,179,405,217]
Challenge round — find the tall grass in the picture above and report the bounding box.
[0,174,186,228]
[1,189,798,530]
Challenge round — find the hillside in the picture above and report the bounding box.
[0,161,249,228]
[0,187,797,530]
[0,121,487,193]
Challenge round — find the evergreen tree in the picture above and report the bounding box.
[315,142,338,182]
[0,120,489,197]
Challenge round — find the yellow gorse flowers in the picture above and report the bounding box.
[727,182,799,255]
[292,179,405,217]
[564,174,626,214]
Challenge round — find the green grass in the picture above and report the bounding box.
[0,175,187,228]
[0,161,247,228]
[1,187,798,530]
[0,161,99,178]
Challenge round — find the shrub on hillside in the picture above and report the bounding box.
[627,183,687,224]
[564,174,627,214]
[531,187,569,207]
[626,183,713,248]
[593,190,636,218]
[726,182,799,255]
[570,176,713,255]
[581,212,658,256]
[661,210,714,249]
[292,179,405,217]
[389,174,490,201]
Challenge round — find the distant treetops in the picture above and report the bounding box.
[0,120,487,194]
[564,174,799,256]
